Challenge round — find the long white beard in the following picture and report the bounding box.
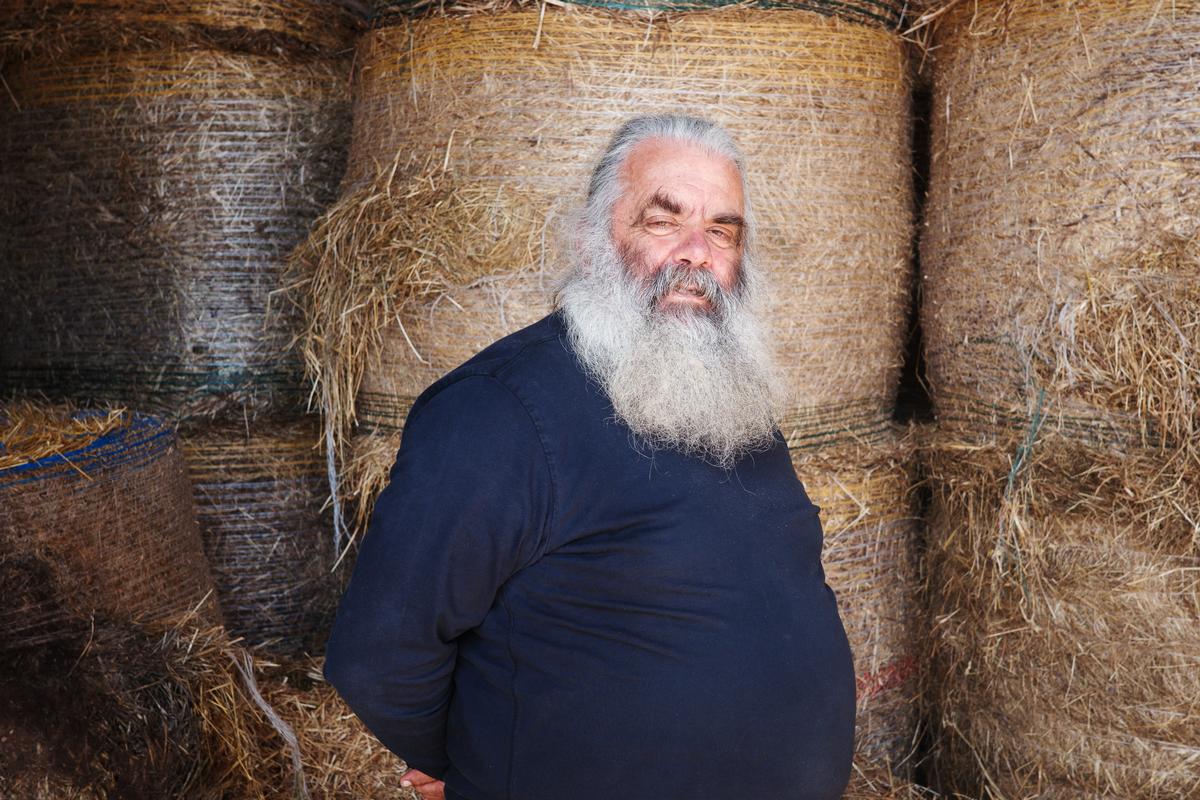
[558,230,785,469]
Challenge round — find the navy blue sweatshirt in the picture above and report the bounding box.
[324,312,856,800]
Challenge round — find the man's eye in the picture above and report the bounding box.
[709,228,735,244]
[645,219,676,232]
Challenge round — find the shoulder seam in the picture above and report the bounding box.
[484,374,559,564]
[413,371,559,564]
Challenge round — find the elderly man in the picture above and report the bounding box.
[324,115,856,800]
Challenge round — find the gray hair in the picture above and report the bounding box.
[581,114,758,261]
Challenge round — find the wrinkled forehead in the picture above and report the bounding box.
[617,138,746,214]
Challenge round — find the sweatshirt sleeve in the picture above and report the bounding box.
[322,374,554,778]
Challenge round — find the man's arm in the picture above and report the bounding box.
[323,374,553,778]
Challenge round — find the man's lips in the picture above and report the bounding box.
[660,287,712,307]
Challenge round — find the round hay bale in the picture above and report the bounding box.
[361,272,553,434]
[923,431,1200,798]
[792,433,922,776]
[295,5,914,505]
[0,0,363,59]
[368,0,909,29]
[0,33,350,420]
[180,418,339,658]
[0,404,220,652]
[920,1,1200,448]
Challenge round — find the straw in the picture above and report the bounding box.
[0,23,351,421]
[180,417,342,659]
[844,769,943,798]
[0,403,221,652]
[0,400,125,470]
[0,0,364,61]
[920,0,1200,452]
[922,429,1200,799]
[0,614,409,799]
[793,430,924,777]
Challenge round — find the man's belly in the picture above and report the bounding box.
[448,580,856,800]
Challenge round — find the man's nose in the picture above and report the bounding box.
[668,226,712,269]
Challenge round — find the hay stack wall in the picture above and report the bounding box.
[0,406,220,652]
[0,2,355,420]
[919,1,1200,796]
[925,435,1200,799]
[181,419,339,659]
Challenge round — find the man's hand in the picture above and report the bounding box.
[401,768,445,800]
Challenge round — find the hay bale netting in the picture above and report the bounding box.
[923,433,1200,799]
[0,7,352,420]
[0,404,220,652]
[180,418,340,658]
[919,0,1200,446]
[368,0,909,29]
[793,434,923,776]
[296,5,914,513]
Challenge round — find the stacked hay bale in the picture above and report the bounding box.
[181,419,337,659]
[0,0,354,417]
[0,404,220,651]
[0,2,358,657]
[295,0,925,780]
[920,1,1200,796]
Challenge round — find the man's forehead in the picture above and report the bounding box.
[620,139,744,210]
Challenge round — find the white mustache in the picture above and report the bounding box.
[649,263,727,313]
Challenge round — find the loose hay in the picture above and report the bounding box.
[180,417,341,659]
[920,0,1200,448]
[288,164,552,471]
[0,616,408,799]
[294,5,915,519]
[844,768,942,798]
[793,432,924,777]
[923,430,1200,799]
[0,403,220,652]
[0,19,351,420]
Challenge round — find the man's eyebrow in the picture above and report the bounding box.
[637,190,685,218]
[712,213,745,228]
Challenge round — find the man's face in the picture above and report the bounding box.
[609,139,746,315]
